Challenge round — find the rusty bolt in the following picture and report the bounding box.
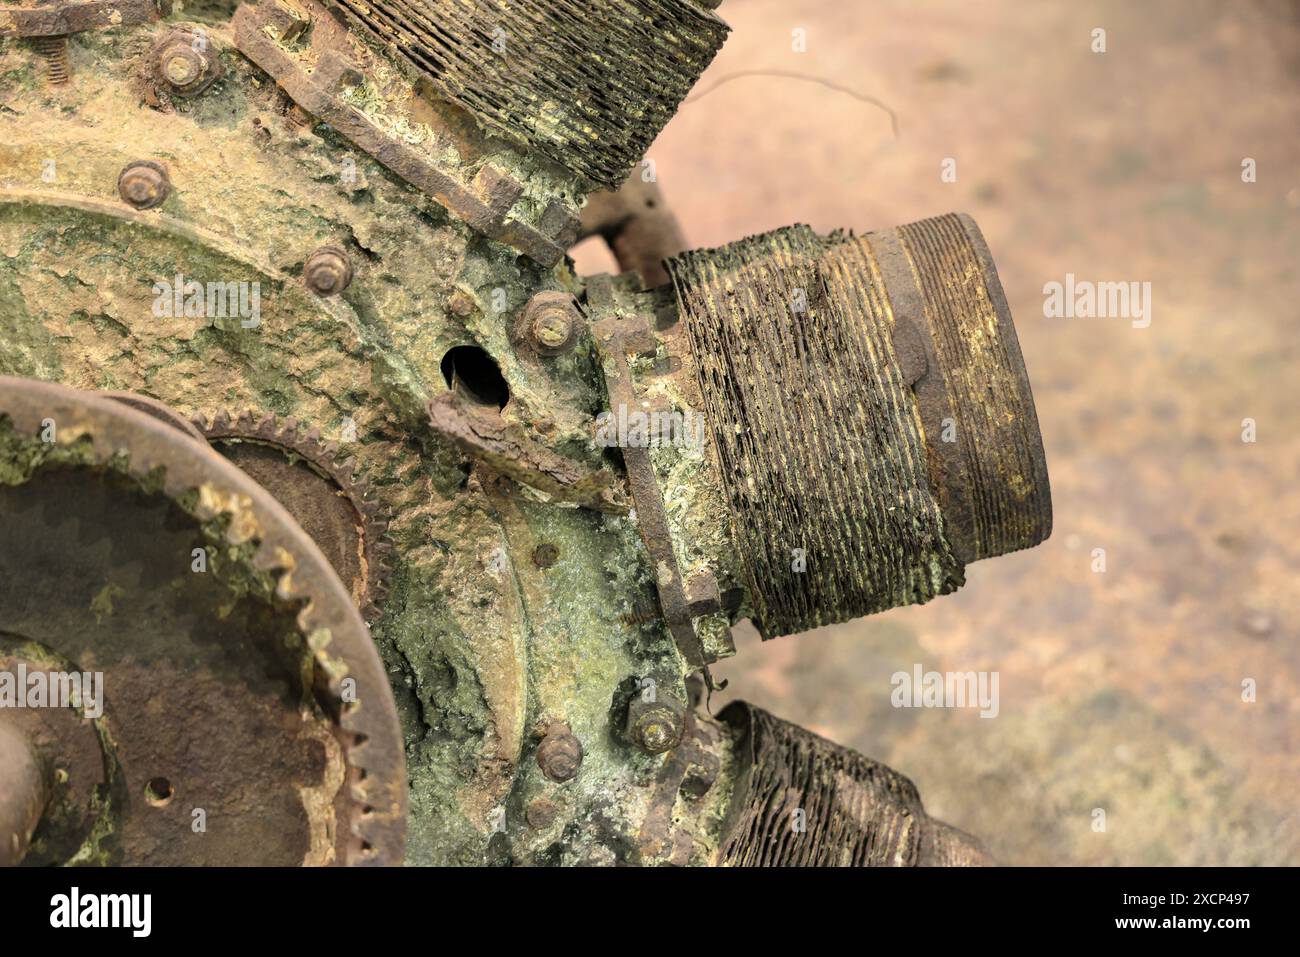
[522,291,582,356]
[304,245,353,296]
[151,30,222,98]
[536,723,582,782]
[526,797,558,829]
[117,161,170,210]
[159,43,206,93]
[626,691,686,755]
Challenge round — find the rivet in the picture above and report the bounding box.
[118,161,170,210]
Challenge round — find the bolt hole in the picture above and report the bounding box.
[144,776,174,807]
[441,346,510,410]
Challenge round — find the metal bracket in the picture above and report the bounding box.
[588,273,724,668]
[0,0,158,37]
[231,0,578,266]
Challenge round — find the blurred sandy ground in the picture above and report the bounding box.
[575,0,1300,865]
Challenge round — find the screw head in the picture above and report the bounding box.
[532,312,571,350]
[636,715,678,753]
[117,161,170,210]
[536,724,582,782]
[626,693,686,755]
[304,245,353,296]
[521,291,582,356]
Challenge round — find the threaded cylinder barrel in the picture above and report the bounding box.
[666,213,1050,639]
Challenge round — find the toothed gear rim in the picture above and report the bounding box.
[192,410,392,623]
[0,377,406,865]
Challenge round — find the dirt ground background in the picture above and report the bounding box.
[576,0,1300,866]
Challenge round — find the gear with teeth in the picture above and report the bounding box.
[0,377,406,865]
[192,411,393,623]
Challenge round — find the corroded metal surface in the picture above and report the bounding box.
[717,702,989,866]
[666,215,1051,638]
[327,0,730,189]
[0,0,157,37]
[590,277,715,669]
[0,721,47,866]
[0,378,406,864]
[0,2,1056,867]
[427,391,626,513]
[231,0,579,266]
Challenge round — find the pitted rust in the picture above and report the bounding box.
[231,0,578,266]
[0,0,158,37]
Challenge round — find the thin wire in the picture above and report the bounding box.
[682,69,900,138]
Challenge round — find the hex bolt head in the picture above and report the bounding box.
[151,30,222,98]
[117,161,170,210]
[160,43,206,92]
[521,291,582,356]
[536,723,582,782]
[626,693,686,755]
[303,245,353,296]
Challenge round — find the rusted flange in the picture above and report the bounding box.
[230,0,578,266]
[587,274,714,668]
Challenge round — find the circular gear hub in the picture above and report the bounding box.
[192,410,392,622]
[0,377,405,865]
